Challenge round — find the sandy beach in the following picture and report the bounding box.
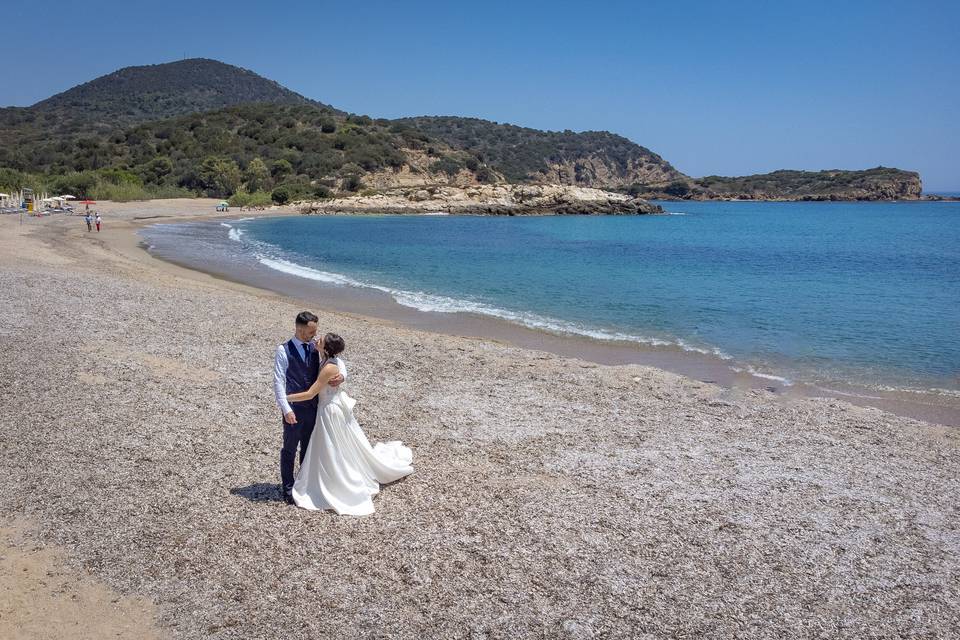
[1,199,958,638]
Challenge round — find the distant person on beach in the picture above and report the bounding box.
[95,213,102,232]
[84,213,92,232]
[285,333,413,515]
[274,312,344,504]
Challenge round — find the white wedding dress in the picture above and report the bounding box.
[292,357,413,515]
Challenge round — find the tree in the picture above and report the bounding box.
[245,157,271,192]
[198,156,242,196]
[0,167,28,190]
[49,171,100,198]
[270,159,293,179]
[271,185,291,205]
[139,156,173,185]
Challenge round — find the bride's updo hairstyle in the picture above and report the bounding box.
[322,333,345,359]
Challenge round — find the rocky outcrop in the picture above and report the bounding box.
[395,116,687,189]
[528,153,686,189]
[298,184,663,216]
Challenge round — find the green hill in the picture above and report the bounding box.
[0,59,328,159]
[395,116,687,188]
[0,103,488,202]
[0,58,924,203]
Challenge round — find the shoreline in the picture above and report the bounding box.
[3,198,959,638]
[141,209,960,428]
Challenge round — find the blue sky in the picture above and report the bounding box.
[4,0,958,190]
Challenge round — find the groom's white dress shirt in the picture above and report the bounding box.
[273,338,348,416]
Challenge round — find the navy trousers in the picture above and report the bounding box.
[280,404,317,493]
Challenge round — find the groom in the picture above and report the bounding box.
[273,311,344,504]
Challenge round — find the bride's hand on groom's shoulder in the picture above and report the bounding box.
[328,373,344,388]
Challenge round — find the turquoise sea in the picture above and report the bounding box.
[144,200,960,395]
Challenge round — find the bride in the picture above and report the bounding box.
[286,333,413,515]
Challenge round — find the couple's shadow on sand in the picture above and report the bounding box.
[230,479,407,504]
[230,483,285,503]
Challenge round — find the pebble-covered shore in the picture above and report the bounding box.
[1,202,957,639]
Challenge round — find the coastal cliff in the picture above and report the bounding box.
[395,117,686,188]
[297,184,663,215]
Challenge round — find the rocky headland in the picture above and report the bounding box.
[297,183,663,215]
[681,167,923,202]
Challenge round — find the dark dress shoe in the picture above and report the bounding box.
[283,491,295,505]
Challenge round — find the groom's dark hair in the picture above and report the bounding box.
[295,311,319,326]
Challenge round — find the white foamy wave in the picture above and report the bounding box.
[730,366,794,386]
[220,222,232,228]
[865,383,960,399]
[258,257,365,287]
[666,211,687,216]
[256,256,733,355]
[228,228,244,242]
[387,290,678,347]
[676,339,733,360]
[811,386,886,400]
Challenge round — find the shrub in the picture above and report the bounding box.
[0,167,29,190]
[430,156,463,177]
[271,186,291,205]
[228,190,251,208]
[270,159,293,178]
[341,174,362,192]
[346,114,373,126]
[49,171,100,198]
[664,181,692,197]
[247,190,273,207]
[475,166,497,184]
[98,167,143,186]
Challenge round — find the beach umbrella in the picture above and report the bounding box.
[61,194,76,199]
[80,199,96,205]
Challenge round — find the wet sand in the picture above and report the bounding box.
[1,199,958,639]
